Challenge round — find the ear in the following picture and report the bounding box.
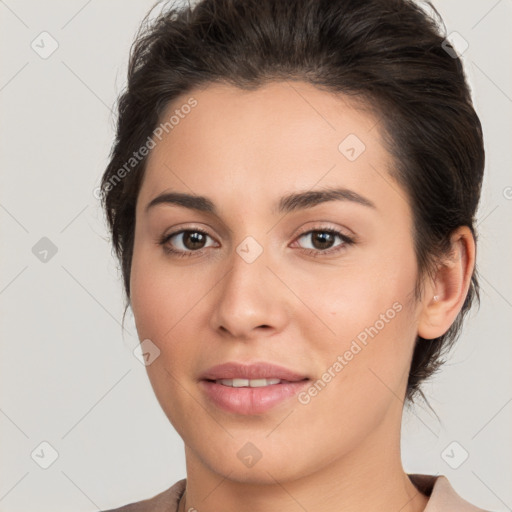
[417,226,476,340]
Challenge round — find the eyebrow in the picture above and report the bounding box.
[145,186,376,215]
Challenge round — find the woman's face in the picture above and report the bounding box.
[130,81,424,482]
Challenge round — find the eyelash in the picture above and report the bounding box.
[157,225,355,259]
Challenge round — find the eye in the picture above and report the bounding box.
[293,228,354,256]
[158,229,217,257]
[157,226,355,258]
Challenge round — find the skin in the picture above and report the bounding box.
[129,81,475,512]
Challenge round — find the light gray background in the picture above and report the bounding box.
[0,1,511,511]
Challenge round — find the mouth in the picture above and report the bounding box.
[199,362,310,415]
[199,361,309,382]
[211,378,291,387]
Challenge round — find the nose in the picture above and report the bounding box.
[209,245,290,340]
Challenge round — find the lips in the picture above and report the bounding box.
[199,361,309,382]
[199,362,310,415]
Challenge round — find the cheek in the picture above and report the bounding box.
[130,252,166,341]
[300,252,416,345]
[303,239,419,393]
[129,245,210,392]
[129,247,199,431]
[294,296,416,455]
[130,242,202,341]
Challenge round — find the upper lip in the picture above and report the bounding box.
[200,362,309,382]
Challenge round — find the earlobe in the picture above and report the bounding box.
[417,227,476,340]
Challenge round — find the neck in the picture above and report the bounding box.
[180,407,429,512]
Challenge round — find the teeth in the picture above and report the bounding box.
[217,378,282,387]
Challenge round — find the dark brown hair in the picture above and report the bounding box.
[100,0,485,404]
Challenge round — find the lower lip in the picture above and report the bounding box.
[199,380,309,415]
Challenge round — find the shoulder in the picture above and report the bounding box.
[101,478,186,512]
[409,474,493,512]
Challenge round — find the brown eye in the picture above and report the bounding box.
[297,230,341,251]
[310,231,335,250]
[162,229,216,254]
[292,227,355,257]
[180,231,208,250]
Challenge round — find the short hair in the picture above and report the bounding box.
[100,0,485,404]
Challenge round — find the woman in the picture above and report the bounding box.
[100,0,489,510]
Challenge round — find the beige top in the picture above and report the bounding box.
[102,474,491,512]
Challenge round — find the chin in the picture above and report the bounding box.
[203,453,303,484]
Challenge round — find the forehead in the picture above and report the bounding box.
[138,81,400,213]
